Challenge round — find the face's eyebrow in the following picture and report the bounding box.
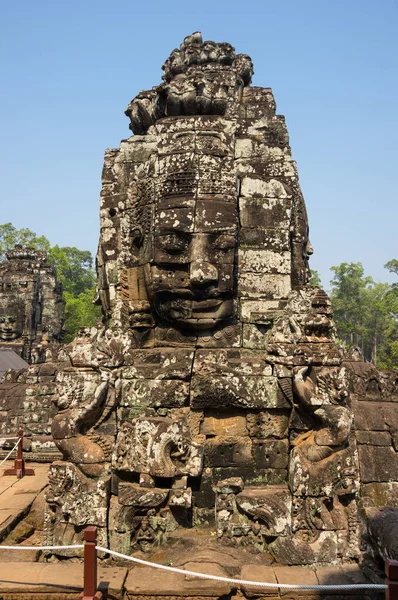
[155,229,191,236]
[157,198,196,210]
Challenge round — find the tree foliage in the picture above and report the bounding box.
[330,261,398,369]
[63,288,101,342]
[309,269,322,287]
[0,223,50,260]
[0,223,100,341]
[48,245,96,297]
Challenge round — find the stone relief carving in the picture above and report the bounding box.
[0,314,21,340]
[0,245,64,361]
[46,32,362,563]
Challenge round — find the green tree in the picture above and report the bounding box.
[309,269,322,287]
[48,245,96,296]
[330,262,372,351]
[0,223,50,260]
[63,288,101,342]
[0,223,100,341]
[330,261,398,369]
[385,259,398,276]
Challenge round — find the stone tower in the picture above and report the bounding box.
[45,33,360,564]
[0,245,64,362]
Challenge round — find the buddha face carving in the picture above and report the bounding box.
[131,117,239,332]
[0,314,22,340]
[149,197,237,330]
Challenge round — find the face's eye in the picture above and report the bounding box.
[215,235,235,252]
[159,234,188,254]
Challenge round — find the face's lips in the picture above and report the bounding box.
[154,289,230,301]
[0,332,18,339]
[192,299,223,311]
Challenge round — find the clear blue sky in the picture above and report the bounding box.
[1,0,397,290]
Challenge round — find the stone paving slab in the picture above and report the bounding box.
[274,565,319,596]
[0,559,381,599]
[183,561,233,595]
[241,564,279,598]
[0,462,49,542]
[0,562,128,598]
[124,563,232,597]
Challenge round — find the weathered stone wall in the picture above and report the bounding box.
[0,354,62,455]
[0,246,64,452]
[0,245,64,363]
[42,32,397,569]
[341,355,398,570]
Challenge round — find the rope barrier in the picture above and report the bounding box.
[0,437,20,467]
[95,546,387,591]
[0,544,84,550]
[0,540,389,592]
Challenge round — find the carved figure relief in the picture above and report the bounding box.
[47,32,361,563]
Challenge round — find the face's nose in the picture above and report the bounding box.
[190,261,218,286]
[306,240,314,257]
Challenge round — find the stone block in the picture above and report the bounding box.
[120,378,189,409]
[240,227,290,251]
[246,410,289,439]
[242,323,272,349]
[213,477,244,494]
[355,431,392,445]
[212,465,288,486]
[191,373,290,410]
[358,445,398,483]
[118,482,169,507]
[239,249,291,274]
[239,299,283,322]
[239,273,291,299]
[240,564,279,597]
[252,439,289,469]
[122,348,194,381]
[269,531,337,565]
[273,565,319,595]
[239,197,291,229]
[200,410,248,436]
[194,198,237,232]
[236,485,291,535]
[352,400,388,431]
[204,436,252,467]
[193,348,273,376]
[240,177,290,199]
[361,482,398,507]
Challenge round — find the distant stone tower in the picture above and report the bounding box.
[45,32,362,565]
[0,245,65,362]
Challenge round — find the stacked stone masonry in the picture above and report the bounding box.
[0,247,65,447]
[35,32,398,571]
[0,246,64,362]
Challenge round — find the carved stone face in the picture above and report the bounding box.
[149,197,237,331]
[0,314,21,340]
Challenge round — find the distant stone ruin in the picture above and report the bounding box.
[43,32,398,572]
[0,245,64,363]
[0,245,65,450]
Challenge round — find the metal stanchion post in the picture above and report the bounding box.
[386,559,398,600]
[4,428,35,478]
[80,526,102,600]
